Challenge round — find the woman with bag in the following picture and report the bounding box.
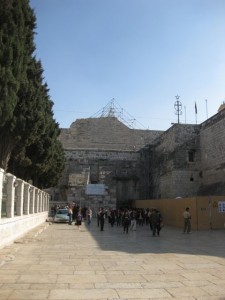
[75,209,82,230]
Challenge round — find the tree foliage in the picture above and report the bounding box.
[0,0,65,188]
[0,0,35,168]
[0,0,34,127]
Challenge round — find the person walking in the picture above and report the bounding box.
[67,205,73,225]
[155,209,163,236]
[183,207,191,234]
[116,209,122,226]
[99,208,105,231]
[87,207,92,225]
[72,203,79,224]
[97,208,100,227]
[130,210,137,231]
[137,209,144,226]
[123,210,130,234]
[75,209,82,230]
[149,209,159,236]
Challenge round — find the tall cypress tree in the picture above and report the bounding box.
[0,0,36,169]
[0,0,65,187]
[13,121,66,188]
[1,0,65,187]
[9,59,52,163]
[8,74,66,188]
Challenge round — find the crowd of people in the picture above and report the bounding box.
[96,207,163,236]
[50,204,191,235]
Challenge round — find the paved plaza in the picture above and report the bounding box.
[0,219,225,300]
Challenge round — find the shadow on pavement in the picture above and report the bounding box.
[52,218,225,258]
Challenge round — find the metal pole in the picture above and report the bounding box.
[205,99,208,119]
[174,95,182,124]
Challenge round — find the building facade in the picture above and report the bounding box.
[52,117,162,211]
[50,107,225,210]
[140,107,225,199]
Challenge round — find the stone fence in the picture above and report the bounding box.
[0,168,49,248]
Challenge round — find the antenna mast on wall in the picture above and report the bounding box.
[174,95,182,124]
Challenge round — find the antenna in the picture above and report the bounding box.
[205,99,208,119]
[174,95,182,124]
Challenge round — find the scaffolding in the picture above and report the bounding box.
[90,98,146,129]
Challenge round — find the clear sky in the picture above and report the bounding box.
[30,0,225,130]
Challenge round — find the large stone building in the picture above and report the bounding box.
[53,117,162,210]
[140,105,225,199]
[51,104,225,211]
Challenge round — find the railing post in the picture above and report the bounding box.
[35,189,39,213]
[29,187,35,214]
[6,173,16,218]
[46,194,51,212]
[23,183,30,215]
[0,168,4,220]
[16,179,24,216]
[39,191,43,212]
[42,192,46,212]
[44,193,49,211]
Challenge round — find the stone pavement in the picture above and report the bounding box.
[0,220,225,300]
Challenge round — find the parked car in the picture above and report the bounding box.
[54,208,69,223]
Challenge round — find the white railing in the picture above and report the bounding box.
[0,168,50,248]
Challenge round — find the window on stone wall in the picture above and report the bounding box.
[190,175,194,181]
[188,150,195,162]
[90,164,99,183]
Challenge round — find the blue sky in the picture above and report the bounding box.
[30,0,225,130]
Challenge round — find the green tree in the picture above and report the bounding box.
[0,0,36,169]
[8,58,54,165]
[1,0,65,187]
[8,61,65,188]
[26,136,65,189]
[9,120,65,188]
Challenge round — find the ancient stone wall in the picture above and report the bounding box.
[55,148,141,210]
[140,108,225,199]
[59,117,162,151]
[55,116,162,208]
[55,108,225,207]
[198,109,225,195]
[140,124,201,199]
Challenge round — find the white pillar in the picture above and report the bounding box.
[47,194,50,211]
[6,173,16,218]
[29,187,35,214]
[16,179,24,216]
[43,193,48,211]
[34,189,39,213]
[0,168,5,220]
[23,183,30,215]
[39,191,43,212]
[42,192,46,212]
[45,193,50,211]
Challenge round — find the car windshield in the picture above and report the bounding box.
[56,209,68,215]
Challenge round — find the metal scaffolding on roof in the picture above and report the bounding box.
[90,98,146,129]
